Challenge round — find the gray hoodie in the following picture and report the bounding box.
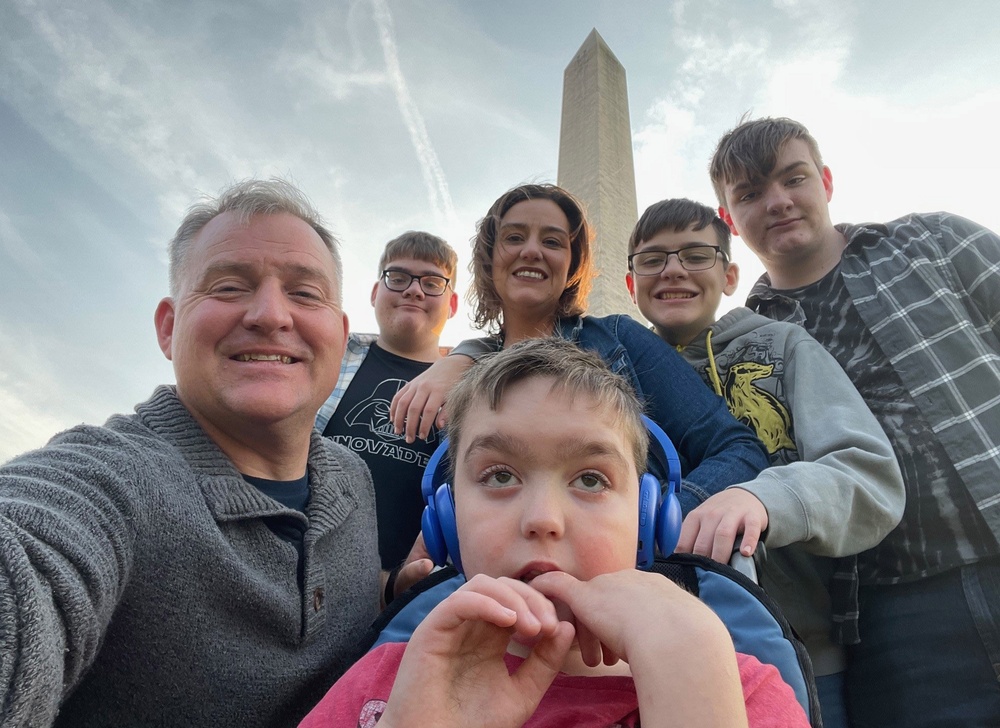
[679,307,904,675]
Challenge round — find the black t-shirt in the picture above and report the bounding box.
[323,343,442,568]
[243,472,309,585]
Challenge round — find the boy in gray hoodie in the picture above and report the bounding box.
[625,198,904,728]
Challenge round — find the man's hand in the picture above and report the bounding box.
[675,487,768,563]
[389,355,473,443]
[378,575,574,728]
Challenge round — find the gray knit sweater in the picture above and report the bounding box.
[0,385,380,727]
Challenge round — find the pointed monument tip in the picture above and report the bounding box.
[571,28,621,66]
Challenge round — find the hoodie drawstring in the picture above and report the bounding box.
[705,329,724,398]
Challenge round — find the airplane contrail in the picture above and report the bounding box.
[371,0,458,226]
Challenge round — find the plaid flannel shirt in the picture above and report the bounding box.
[315,333,379,433]
[749,212,1000,644]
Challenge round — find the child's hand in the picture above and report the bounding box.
[529,570,749,728]
[675,487,768,563]
[378,574,574,728]
[528,569,716,666]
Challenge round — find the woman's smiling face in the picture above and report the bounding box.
[491,198,572,324]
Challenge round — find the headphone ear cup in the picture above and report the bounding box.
[656,488,683,557]
[421,498,449,567]
[434,483,463,573]
[636,473,660,570]
[421,440,454,568]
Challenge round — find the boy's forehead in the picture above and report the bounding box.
[456,378,636,460]
[637,223,719,251]
[384,255,449,274]
[725,138,820,191]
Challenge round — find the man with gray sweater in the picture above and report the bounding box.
[0,179,382,726]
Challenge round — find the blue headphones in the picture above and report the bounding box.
[420,414,682,573]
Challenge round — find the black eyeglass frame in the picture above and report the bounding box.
[380,269,452,296]
[627,245,728,275]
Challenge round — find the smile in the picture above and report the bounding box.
[514,270,546,280]
[233,353,295,364]
[655,292,695,300]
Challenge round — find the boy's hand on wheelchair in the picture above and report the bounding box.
[675,488,768,563]
[380,574,574,728]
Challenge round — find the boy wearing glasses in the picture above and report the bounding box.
[626,198,904,728]
[317,231,458,569]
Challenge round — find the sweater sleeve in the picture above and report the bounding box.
[449,337,501,362]
[0,424,143,726]
[734,333,905,554]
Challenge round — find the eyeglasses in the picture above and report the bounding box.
[381,269,451,296]
[628,245,726,275]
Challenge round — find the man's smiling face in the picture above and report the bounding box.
[156,211,348,438]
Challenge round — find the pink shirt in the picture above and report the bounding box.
[300,642,810,727]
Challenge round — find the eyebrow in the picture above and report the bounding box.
[384,265,447,276]
[636,243,717,252]
[498,222,570,237]
[730,160,812,193]
[463,432,630,470]
[197,261,333,289]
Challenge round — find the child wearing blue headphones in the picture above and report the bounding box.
[301,338,807,728]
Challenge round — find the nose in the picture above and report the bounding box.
[520,481,566,540]
[764,183,792,215]
[660,252,689,278]
[401,277,425,299]
[519,234,544,261]
[243,278,294,331]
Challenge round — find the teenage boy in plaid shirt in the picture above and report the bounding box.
[711,116,1000,727]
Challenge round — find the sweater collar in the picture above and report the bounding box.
[134,386,358,529]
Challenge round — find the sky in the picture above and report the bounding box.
[2,0,999,461]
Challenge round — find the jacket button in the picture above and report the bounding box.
[313,588,324,612]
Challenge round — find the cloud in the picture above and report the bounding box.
[0,206,44,273]
[370,0,458,227]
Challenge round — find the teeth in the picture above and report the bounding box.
[659,292,694,300]
[515,271,544,280]
[235,354,293,364]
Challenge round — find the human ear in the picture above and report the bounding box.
[723,262,740,296]
[447,290,459,318]
[154,298,176,361]
[719,207,739,236]
[625,273,637,303]
[370,281,380,307]
[822,166,834,202]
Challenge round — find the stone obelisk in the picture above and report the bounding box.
[557,29,638,318]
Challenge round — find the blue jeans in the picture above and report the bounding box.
[846,559,1000,727]
[816,672,849,728]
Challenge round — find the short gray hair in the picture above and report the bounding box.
[168,178,342,301]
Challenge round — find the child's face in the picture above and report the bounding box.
[626,224,738,347]
[453,376,640,583]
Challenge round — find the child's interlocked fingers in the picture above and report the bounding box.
[379,574,574,728]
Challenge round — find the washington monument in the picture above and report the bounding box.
[558,29,638,318]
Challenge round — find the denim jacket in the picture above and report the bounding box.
[453,314,769,511]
